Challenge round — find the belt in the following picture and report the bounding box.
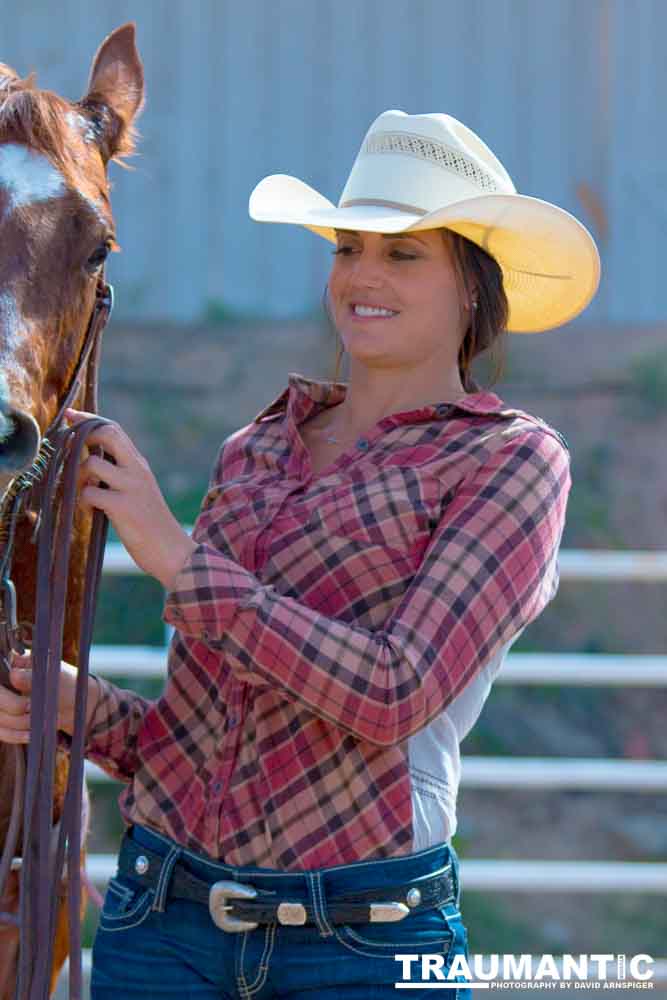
[117,835,456,932]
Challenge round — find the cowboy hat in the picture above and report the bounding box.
[249,110,600,333]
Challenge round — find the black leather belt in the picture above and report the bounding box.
[117,835,456,931]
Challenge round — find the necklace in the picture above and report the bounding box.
[319,391,470,445]
[322,431,351,445]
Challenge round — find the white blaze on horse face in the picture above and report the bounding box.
[0,293,19,347]
[0,143,65,213]
[0,293,23,440]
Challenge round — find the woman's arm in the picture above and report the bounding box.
[61,406,569,749]
[77,675,153,782]
[164,427,571,747]
[1,658,152,782]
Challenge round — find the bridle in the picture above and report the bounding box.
[0,277,114,1000]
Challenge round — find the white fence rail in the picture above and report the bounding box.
[86,542,667,895]
[103,542,667,581]
[89,644,667,686]
[85,756,667,791]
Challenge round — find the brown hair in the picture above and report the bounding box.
[327,229,509,390]
[442,228,509,392]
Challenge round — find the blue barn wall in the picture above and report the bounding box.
[0,0,660,324]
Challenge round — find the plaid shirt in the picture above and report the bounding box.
[85,372,571,869]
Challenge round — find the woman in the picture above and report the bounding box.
[0,110,599,998]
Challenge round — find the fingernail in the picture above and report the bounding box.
[24,701,30,713]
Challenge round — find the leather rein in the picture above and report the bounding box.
[0,278,114,1000]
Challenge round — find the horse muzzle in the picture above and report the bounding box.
[0,407,40,475]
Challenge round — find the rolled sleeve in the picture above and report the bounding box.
[163,429,570,746]
[82,675,152,782]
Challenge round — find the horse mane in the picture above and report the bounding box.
[0,65,137,176]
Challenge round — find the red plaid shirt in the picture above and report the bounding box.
[85,372,571,869]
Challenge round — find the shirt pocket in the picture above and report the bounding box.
[306,470,440,559]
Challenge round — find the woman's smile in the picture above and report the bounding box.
[349,302,400,320]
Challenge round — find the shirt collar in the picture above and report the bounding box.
[253,371,513,424]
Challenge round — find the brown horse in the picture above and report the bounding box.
[0,24,144,997]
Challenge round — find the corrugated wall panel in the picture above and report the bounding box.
[0,0,662,326]
[216,0,275,317]
[608,0,667,324]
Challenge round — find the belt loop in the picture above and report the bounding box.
[449,846,461,909]
[306,871,334,938]
[151,844,182,913]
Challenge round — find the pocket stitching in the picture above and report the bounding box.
[99,886,155,932]
[343,924,452,951]
[332,916,453,960]
[105,878,133,904]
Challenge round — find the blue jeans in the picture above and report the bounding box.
[91,824,472,999]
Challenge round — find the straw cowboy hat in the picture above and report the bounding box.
[249,109,600,333]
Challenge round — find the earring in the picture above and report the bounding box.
[472,300,478,310]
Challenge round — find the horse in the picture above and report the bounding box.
[0,23,144,997]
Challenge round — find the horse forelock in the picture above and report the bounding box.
[0,73,112,204]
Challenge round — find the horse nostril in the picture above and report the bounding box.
[0,408,40,473]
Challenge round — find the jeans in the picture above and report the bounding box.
[91,823,472,999]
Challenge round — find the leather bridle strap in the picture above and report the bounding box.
[49,281,113,435]
[0,280,113,585]
[17,417,111,1000]
[0,277,114,1000]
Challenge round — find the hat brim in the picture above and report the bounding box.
[249,174,601,333]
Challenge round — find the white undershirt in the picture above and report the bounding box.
[407,628,526,849]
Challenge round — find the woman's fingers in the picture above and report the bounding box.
[0,655,81,742]
[0,682,30,714]
[77,453,124,492]
[0,666,31,742]
[65,409,136,468]
[0,727,29,743]
[79,484,116,515]
[8,652,32,690]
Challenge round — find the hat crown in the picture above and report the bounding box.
[339,109,516,215]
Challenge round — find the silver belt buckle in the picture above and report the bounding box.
[369,902,410,922]
[209,880,259,932]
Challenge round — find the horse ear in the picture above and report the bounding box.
[0,63,20,94]
[80,22,145,162]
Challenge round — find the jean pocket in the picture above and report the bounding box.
[438,903,472,997]
[98,875,155,934]
[333,904,455,961]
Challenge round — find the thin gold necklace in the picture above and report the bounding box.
[320,391,469,444]
[322,430,353,445]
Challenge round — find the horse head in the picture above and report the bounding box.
[0,23,144,486]
[0,25,144,999]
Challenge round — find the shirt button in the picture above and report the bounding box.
[228,715,238,729]
[356,438,370,450]
[212,780,223,794]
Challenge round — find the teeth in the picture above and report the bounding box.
[353,305,397,317]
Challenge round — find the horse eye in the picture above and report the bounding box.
[86,239,113,272]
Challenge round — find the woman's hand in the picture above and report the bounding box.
[66,408,197,591]
[0,651,100,742]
